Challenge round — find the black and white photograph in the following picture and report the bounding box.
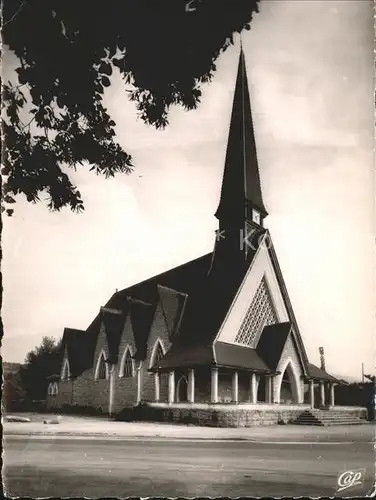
[1,0,375,497]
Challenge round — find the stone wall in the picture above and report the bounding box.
[47,379,72,409]
[141,304,172,402]
[112,316,139,413]
[143,403,312,427]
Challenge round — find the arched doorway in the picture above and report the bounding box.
[279,363,299,403]
[177,376,188,402]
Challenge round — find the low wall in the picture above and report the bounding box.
[138,403,312,427]
[323,406,368,419]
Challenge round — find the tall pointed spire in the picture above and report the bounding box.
[215,47,267,227]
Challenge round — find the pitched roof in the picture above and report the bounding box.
[148,247,260,370]
[128,299,155,360]
[62,328,93,378]
[256,322,292,371]
[307,363,341,383]
[151,342,214,371]
[107,253,213,309]
[215,48,267,226]
[215,341,273,373]
[101,307,126,364]
[157,285,187,341]
[68,253,213,370]
[266,237,310,376]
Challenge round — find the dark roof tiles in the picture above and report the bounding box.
[151,342,214,371]
[256,322,292,371]
[307,363,341,382]
[215,341,273,373]
[62,328,93,378]
[102,309,126,364]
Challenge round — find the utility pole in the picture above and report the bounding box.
[361,362,364,383]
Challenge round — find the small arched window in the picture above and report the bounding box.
[95,351,108,380]
[61,357,70,381]
[48,382,59,396]
[177,376,188,402]
[150,338,165,369]
[120,347,134,378]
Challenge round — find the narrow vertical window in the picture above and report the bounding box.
[61,357,70,381]
[120,348,134,378]
[96,352,107,380]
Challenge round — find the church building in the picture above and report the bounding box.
[47,49,354,427]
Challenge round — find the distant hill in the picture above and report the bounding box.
[332,373,362,384]
[3,362,23,374]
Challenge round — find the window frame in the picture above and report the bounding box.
[60,357,70,381]
[149,338,166,369]
[94,349,109,380]
[119,345,135,378]
[233,275,278,348]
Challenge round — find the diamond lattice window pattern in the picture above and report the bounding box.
[234,276,277,347]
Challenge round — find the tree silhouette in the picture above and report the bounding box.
[2,0,260,214]
[18,336,62,404]
[3,363,26,412]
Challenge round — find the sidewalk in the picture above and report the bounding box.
[3,415,374,443]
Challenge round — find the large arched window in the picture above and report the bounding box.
[119,346,135,378]
[176,376,188,402]
[94,350,108,380]
[61,357,70,381]
[149,338,165,369]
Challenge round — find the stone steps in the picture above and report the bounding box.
[295,419,367,426]
[294,410,368,426]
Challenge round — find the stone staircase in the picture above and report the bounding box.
[294,409,369,426]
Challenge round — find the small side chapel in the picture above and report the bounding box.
[47,49,342,425]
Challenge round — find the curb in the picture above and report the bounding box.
[4,433,250,441]
[4,432,372,445]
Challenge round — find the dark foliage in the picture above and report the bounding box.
[2,0,260,214]
[3,366,25,412]
[18,336,62,403]
[335,382,375,420]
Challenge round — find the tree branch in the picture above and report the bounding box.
[3,1,26,26]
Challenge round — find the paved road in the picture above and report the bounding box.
[4,436,374,497]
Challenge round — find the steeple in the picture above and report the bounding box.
[215,47,267,229]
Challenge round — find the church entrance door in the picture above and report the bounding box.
[177,376,188,402]
[279,362,299,403]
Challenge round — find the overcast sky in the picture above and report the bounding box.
[2,0,374,380]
